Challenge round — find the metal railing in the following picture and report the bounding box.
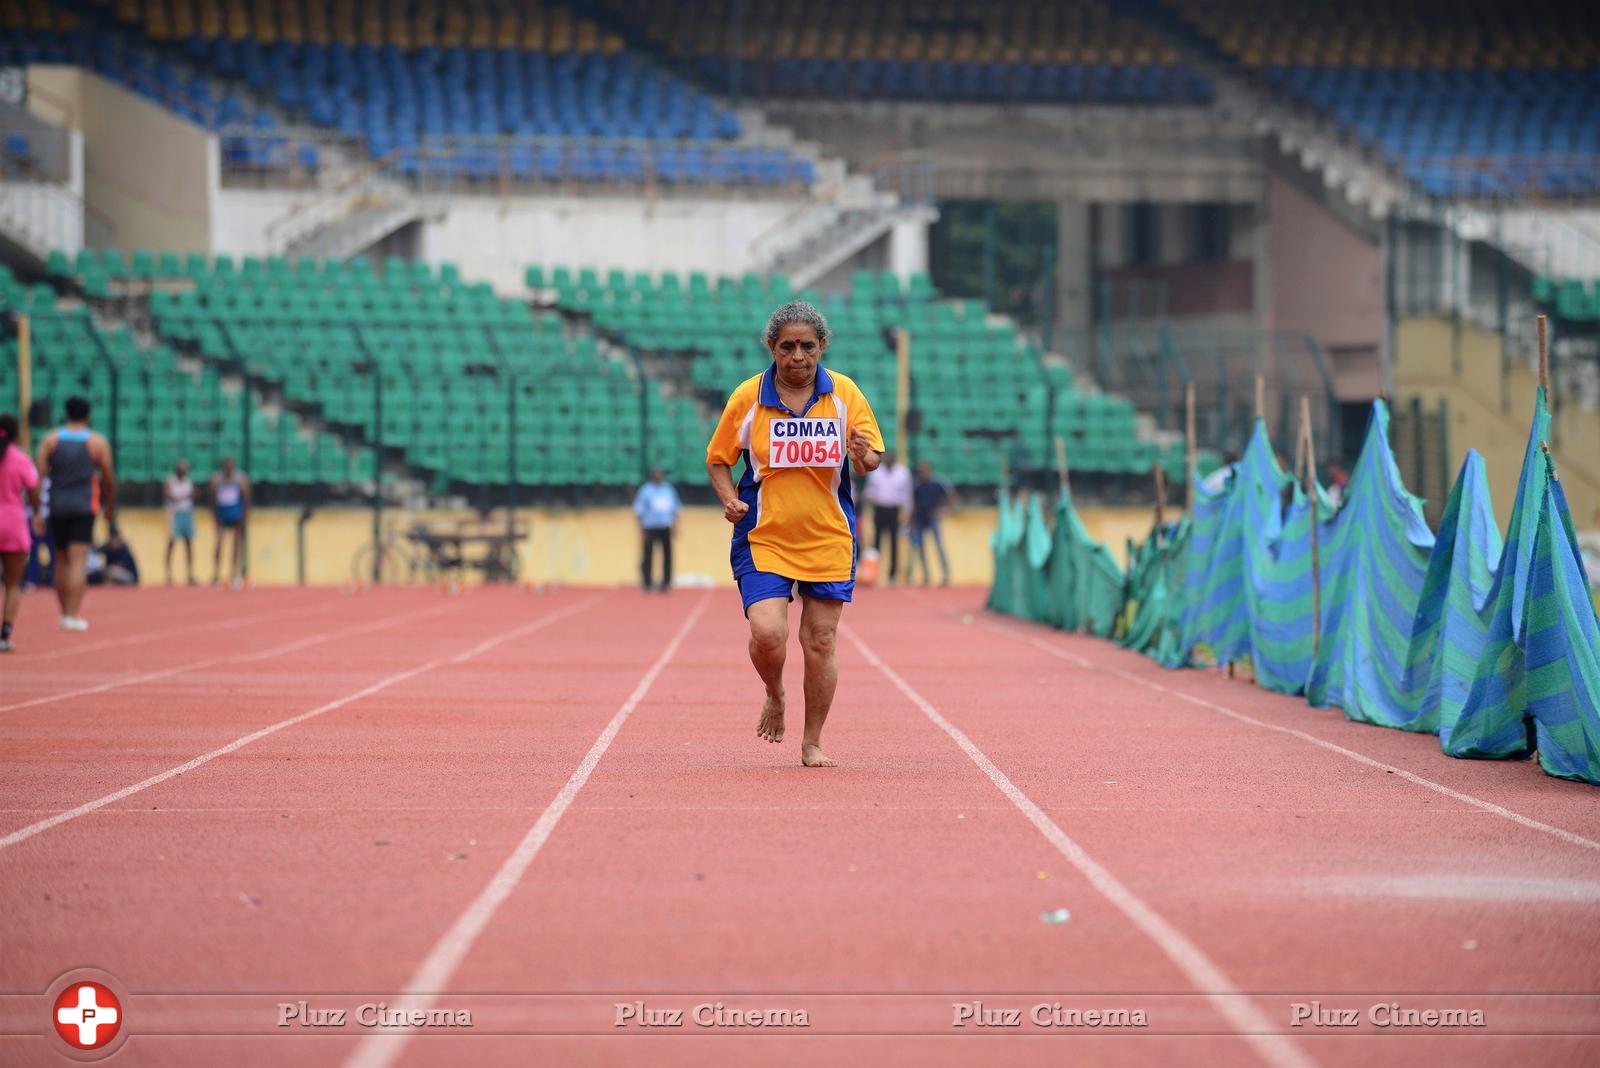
[1073,322,1341,464]
[0,176,88,256]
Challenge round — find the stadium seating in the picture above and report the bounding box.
[598,0,1210,104]
[19,248,1183,493]
[1531,274,1600,322]
[1166,0,1600,199]
[534,264,1185,484]
[0,1,812,184]
[0,264,351,487]
[84,252,697,491]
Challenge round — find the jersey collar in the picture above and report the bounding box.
[760,362,835,415]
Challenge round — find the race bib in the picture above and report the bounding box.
[768,417,844,469]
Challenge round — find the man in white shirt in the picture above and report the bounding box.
[863,450,913,584]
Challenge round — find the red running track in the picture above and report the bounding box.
[0,585,1597,1067]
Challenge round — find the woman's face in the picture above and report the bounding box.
[769,323,823,388]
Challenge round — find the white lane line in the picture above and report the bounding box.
[0,594,610,851]
[843,623,1317,1068]
[981,617,1600,855]
[0,598,468,715]
[20,598,346,663]
[342,596,709,1068]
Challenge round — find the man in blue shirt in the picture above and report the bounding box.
[633,467,681,592]
[909,460,956,586]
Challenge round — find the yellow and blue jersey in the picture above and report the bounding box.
[706,363,885,583]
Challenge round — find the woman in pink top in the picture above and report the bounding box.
[0,413,43,651]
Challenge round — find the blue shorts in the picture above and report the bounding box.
[737,570,854,615]
[170,510,196,540]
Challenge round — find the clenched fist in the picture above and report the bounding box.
[846,429,879,473]
[723,497,750,523]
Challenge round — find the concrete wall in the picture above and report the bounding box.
[420,194,800,294]
[108,503,1162,587]
[209,187,802,292]
[1265,172,1384,399]
[27,65,214,254]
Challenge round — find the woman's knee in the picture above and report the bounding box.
[747,613,788,655]
[799,623,837,659]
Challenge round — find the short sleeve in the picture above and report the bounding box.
[706,382,754,466]
[845,380,885,452]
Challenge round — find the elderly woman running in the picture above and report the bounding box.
[706,301,884,767]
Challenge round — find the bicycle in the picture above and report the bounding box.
[349,521,452,585]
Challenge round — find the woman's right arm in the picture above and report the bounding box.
[707,463,748,523]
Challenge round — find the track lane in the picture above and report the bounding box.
[839,589,1600,1066]
[0,595,497,827]
[0,588,706,1067]
[360,591,1276,1068]
[6,586,344,664]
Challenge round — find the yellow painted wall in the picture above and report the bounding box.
[1395,317,1600,530]
[111,503,1164,586]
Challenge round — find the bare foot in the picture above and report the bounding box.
[800,743,836,768]
[756,692,785,743]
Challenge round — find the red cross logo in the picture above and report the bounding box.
[53,981,122,1049]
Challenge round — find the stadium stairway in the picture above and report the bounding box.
[0,102,90,267]
[1143,1,1600,306]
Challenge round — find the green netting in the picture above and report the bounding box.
[988,389,1600,787]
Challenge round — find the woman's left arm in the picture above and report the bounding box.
[846,430,881,474]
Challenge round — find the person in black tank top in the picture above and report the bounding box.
[36,397,116,632]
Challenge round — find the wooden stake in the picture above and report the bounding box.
[16,313,30,452]
[1054,434,1069,492]
[1300,395,1321,657]
[1153,462,1167,530]
[1254,372,1265,422]
[1291,409,1305,483]
[1184,380,1196,509]
[1536,313,1549,393]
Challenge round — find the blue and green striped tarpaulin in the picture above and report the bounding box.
[989,389,1600,786]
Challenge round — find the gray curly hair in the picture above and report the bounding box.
[763,300,830,347]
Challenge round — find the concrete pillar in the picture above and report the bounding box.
[888,216,929,282]
[1097,201,1125,269]
[1158,203,1187,265]
[1056,198,1091,333]
[1248,201,1271,334]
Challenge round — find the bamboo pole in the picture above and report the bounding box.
[1054,434,1069,492]
[1184,380,1196,510]
[1254,372,1265,422]
[1153,462,1167,530]
[1300,395,1321,657]
[1291,408,1305,484]
[16,313,31,452]
[1536,313,1549,392]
